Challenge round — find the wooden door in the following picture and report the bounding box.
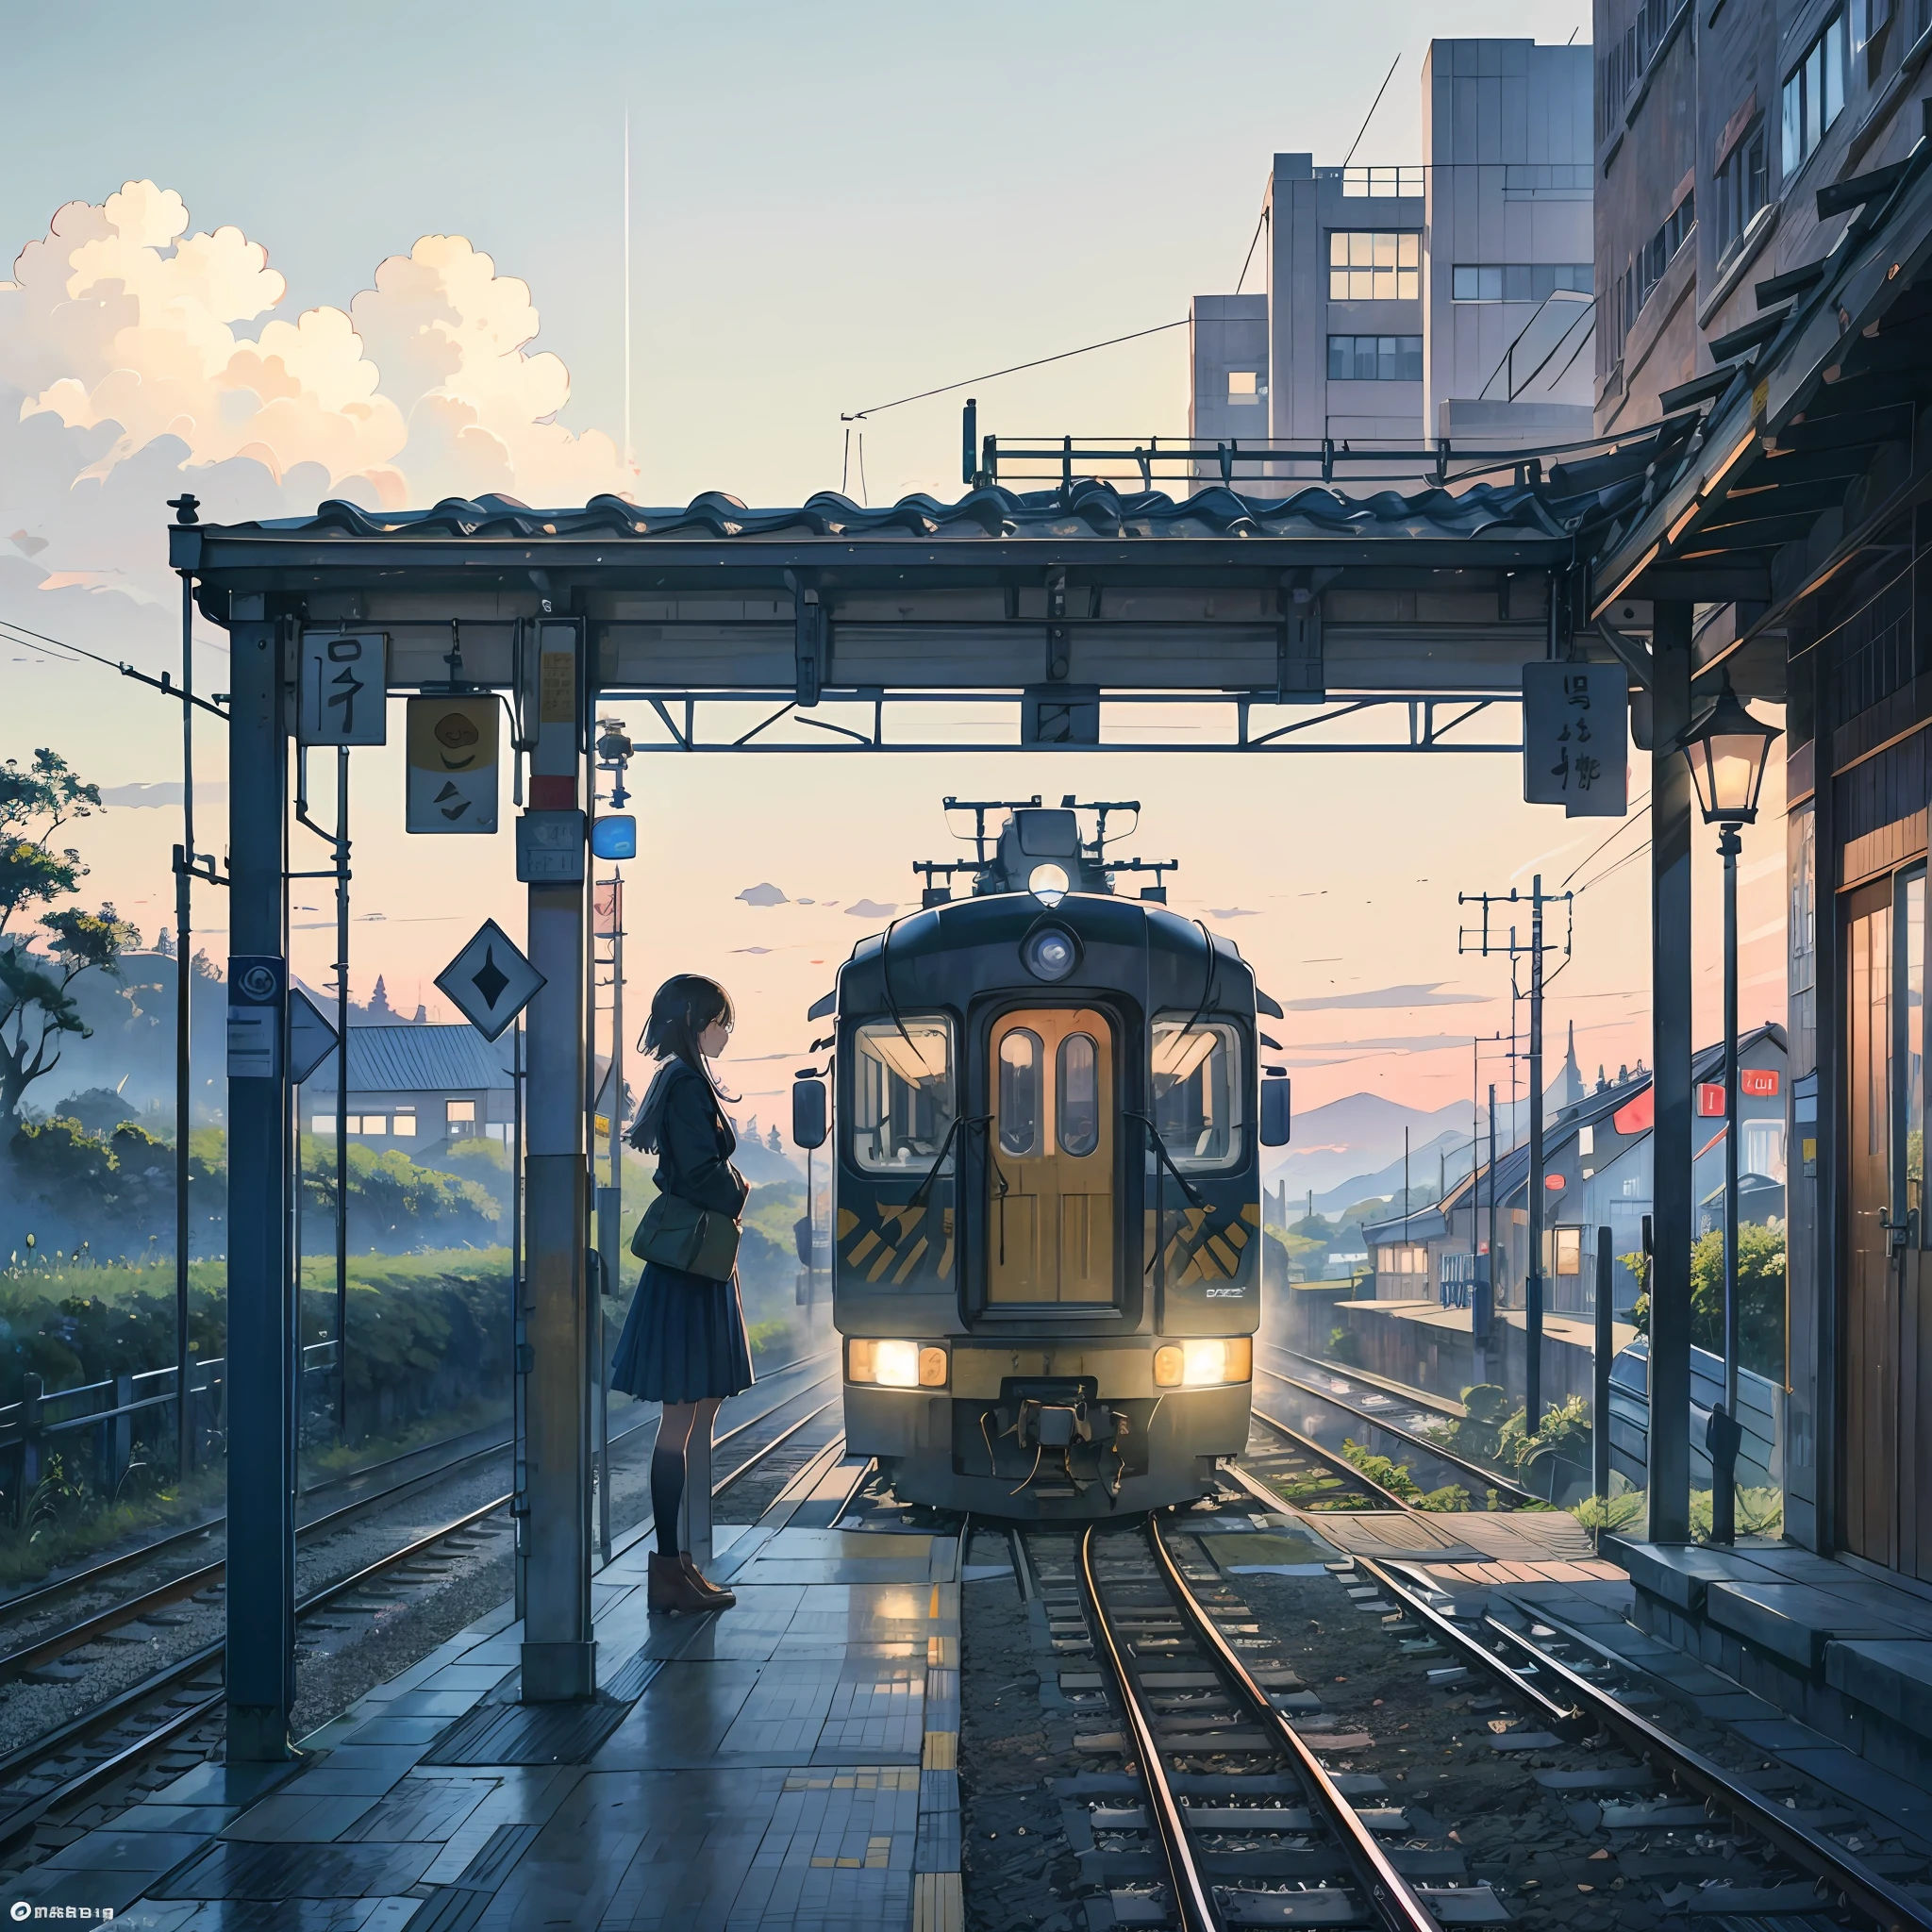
[1899,872,1930,1580]
[988,1009,1115,1304]
[1843,881,1898,1567]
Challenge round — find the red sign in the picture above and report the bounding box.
[1741,1068,1779,1097]
[1698,1082,1726,1117]
[1544,1173,1566,1191]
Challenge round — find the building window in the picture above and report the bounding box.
[1225,369,1264,406]
[310,1115,335,1136]
[1328,231,1421,300]
[1618,190,1696,340]
[446,1098,476,1137]
[1451,263,1594,303]
[1713,120,1769,260]
[1783,10,1847,179]
[1341,165,1424,197]
[1598,0,1688,138]
[350,1114,388,1137]
[1376,1242,1429,1276]
[1325,334,1423,381]
[1850,0,1892,52]
[391,1110,417,1137]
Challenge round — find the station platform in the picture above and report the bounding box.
[1610,1536,1932,1794]
[16,1445,964,1932]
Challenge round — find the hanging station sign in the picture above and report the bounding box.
[1522,661,1628,817]
[406,695,500,833]
[299,631,389,745]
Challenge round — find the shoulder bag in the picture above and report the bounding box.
[630,1190,741,1280]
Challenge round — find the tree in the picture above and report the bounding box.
[0,751,139,1120]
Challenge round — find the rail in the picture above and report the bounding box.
[0,1368,847,1846]
[1216,1453,1932,1932]
[1255,1359,1540,1507]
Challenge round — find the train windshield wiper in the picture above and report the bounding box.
[1128,1110,1209,1211]
[906,1112,990,1208]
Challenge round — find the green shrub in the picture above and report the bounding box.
[1326,1324,1363,1366]
[1339,1439,1470,1512]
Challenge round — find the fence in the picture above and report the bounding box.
[0,1341,341,1528]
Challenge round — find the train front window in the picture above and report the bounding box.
[852,1019,957,1174]
[1151,1018,1244,1170]
[1058,1033,1100,1157]
[998,1028,1042,1156]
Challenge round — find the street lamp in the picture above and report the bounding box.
[1678,677,1780,1544]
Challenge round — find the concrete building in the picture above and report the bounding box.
[1191,39,1595,480]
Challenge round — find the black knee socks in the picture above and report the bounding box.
[652,1431,687,1560]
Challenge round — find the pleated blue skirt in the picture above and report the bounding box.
[609,1261,755,1405]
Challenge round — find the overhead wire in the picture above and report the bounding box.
[841,318,1191,422]
[1341,54,1403,168]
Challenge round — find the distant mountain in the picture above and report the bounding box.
[1264,1092,1484,1201]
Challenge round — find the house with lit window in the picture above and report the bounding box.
[1189,37,1596,479]
[299,1024,514,1154]
[1335,1024,1786,1407]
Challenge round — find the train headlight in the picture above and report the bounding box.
[1027,861,1071,908]
[847,1339,949,1388]
[1152,1337,1254,1388]
[1022,926,1079,982]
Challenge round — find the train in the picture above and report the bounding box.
[790,797,1290,1518]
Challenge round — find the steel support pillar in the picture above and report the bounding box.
[520,619,595,1702]
[1649,601,1695,1543]
[225,600,297,1761]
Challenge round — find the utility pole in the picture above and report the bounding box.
[1481,1083,1498,1383]
[1458,877,1572,1429]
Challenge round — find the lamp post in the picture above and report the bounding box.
[1677,676,1780,1544]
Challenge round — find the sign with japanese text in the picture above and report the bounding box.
[1523,662,1628,817]
[406,695,500,834]
[299,630,388,745]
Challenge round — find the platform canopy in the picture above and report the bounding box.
[171,457,1689,755]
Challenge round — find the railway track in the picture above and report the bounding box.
[0,1353,834,1685]
[1018,1515,1455,1930]
[1195,1437,1932,1932]
[0,1345,829,1643]
[0,1360,844,1855]
[1256,1350,1538,1510]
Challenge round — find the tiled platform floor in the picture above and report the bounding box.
[18,1460,963,1931]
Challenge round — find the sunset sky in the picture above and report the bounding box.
[0,1,1787,1128]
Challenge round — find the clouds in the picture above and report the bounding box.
[0,181,631,617]
[1281,983,1488,1011]
[736,883,789,907]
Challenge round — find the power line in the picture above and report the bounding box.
[1341,54,1402,168]
[841,318,1191,423]
[1559,790,1651,888]
[1234,204,1269,295]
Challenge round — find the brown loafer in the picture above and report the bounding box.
[679,1553,737,1607]
[648,1549,722,1616]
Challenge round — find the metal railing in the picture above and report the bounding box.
[0,1341,341,1526]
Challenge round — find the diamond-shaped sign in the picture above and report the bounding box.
[288,988,341,1086]
[436,918,544,1042]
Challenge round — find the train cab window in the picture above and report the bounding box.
[1058,1033,1100,1157]
[1151,1018,1244,1170]
[998,1029,1042,1156]
[852,1018,957,1174]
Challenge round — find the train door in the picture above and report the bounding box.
[988,1009,1115,1303]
